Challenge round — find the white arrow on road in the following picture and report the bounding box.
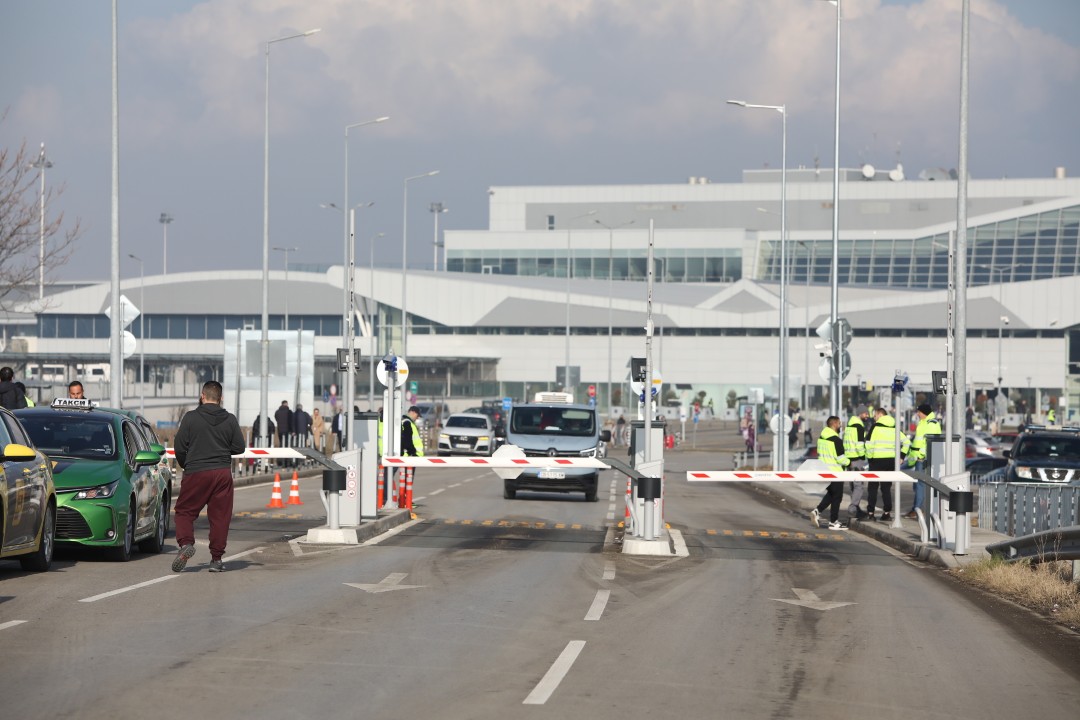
[772,588,855,611]
[344,573,424,594]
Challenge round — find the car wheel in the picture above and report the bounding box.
[20,503,55,572]
[503,480,517,500]
[107,501,135,562]
[139,492,169,554]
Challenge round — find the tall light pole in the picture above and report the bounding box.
[30,143,52,301]
[159,212,173,275]
[729,99,787,469]
[819,0,843,416]
[127,254,145,414]
[430,202,448,271]
[369,232,385,411]
[564,210,597,392]
[272,246,297,329]
[978,264,1010,420]
[259,27,320,448]
[401,170,439,358]
[109,0,122,409]
[596,218,634,413]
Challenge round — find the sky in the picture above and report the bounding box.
[2,0,1078,283]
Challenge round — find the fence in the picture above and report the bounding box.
[978,483,1080,536]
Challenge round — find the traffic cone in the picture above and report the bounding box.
[286,471,304,505]
[266,473,285,508]
[377,465,385,507]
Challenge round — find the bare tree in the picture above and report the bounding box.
[0,124,80,311]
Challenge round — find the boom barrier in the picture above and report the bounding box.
[686,470,916,483]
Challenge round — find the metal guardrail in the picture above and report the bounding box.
[986,526,1080,564]
[977,483,1080,536]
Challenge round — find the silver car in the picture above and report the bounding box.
[438,413,494,456]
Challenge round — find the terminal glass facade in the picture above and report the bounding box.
[39,314,345,340]
[447,247,742,283]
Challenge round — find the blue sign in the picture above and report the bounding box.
[588,397,596,408]
[502,397,512,411]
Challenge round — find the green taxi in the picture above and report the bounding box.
[15,399,171,562]
[0,406,56,571]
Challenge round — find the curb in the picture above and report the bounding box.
[304,508,412,545]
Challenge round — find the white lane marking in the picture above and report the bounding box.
[463,477,473,483]
[414,496,426,502]
[0,620,28,631]
[224,546,265,563]
[361,518,424,546]
[584,589,611,621]
[429,488,445,495]
[670,528,689,557]
[606,510,615,521]
[602,562,616,581]
[80,575,179,603]
[448,483,461,488]
[523,640,586,705]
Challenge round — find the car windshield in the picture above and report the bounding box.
[19,415,118,460]
[447,416,488,429]
[510,407,596,436]
[1013,435,1080,460]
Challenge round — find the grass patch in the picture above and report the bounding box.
[952,555,1080,629]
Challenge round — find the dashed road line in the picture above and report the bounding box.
[602,561,616,581]
[448,483,461,488]
[701,529,847,541]
[523,640,586,705]
[79,575,179,603]
[584,589,611,621]
[0,620,28,631]
[429,488,445,495]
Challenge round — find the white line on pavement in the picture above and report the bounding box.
[523,640,586,705]
[429,488,445,495]
[0,620,28,631]
[584,589,611,621]
[602,562,616,581]
[224,546,266,563]
[414,496,426,502]
[448,483,461,488]
[361,518,424,546]
[670,528,689,557]
[79,575,179,603]
[606,510,615,521]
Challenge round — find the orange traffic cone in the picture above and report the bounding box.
[266,473,285,508]
[286,471,304,505]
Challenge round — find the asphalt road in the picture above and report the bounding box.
[2,449,1079,720]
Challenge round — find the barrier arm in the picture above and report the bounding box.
[164,446,344,470]
[685,470,916,483]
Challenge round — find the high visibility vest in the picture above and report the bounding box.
[24,396,35,408]
[1047,409,1056,423]
[908,412,942,462]
[843,416,866,459]
[865,415,909,459]
[817,427,849,472]
[402,416,424,457]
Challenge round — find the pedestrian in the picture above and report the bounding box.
[399,405,425,507]
[810,415,850,530]
[293,403,312,444]
[903,403,942,519]
[843,405,870,519]
[251,414,275,447]
[15,381,35,407]
[865,407,909,521]
[615,415,626,446]
[332,408,344,451]
[274,400,293,447]
[171,380,246,573]
[788,410,800,450]
[67,380,85,399]
[1047,407,1056,424]
[0,367,27,410]
[310,407,325,452]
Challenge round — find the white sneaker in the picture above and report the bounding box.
[809,509,820,528]
[828,520,848,530]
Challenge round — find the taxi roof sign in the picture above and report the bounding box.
[50,398,96,410]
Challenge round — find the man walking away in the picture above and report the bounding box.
[865,407,909,521]
[172,381,246,573]
[275,400,293,448]
[0,367,27,410]
[843,405,870,519]
[810,416,850,530]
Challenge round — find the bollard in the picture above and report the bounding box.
[638,476,662,541]
[323,468,347,530]
[950,490,973,555]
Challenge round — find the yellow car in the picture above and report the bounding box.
[0,406,56,572]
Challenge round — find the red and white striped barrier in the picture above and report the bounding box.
[381,455,608,469]
[686,470,916,483]
[164,447,308,460]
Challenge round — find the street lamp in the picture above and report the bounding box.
[159,212,173,275]
[430,202,449,271]
[977,264,1011,418]
[369,232,385,411]
[730,99,788,469]
[259,27,320,449]
[596,218,635,413]
[401,170,440,358]
[127,253,145,415]
[272,246,298,330]
[819,0,843,416]
[30,143,52,301]
[564,210,597,392]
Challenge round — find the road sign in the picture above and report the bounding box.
[409,380,418,394]
[769,413,793,435]
[818,352,851,383]
[502,397,512,411]
[376,356,409,387]
[587,384,596,398]
[630,370,662,395]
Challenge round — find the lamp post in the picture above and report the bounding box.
[819,0,843,416]
[596,218,635,412]
[430,202,448,271]
[369,232,385,411]
[401,170,439,358]
[272,246,297,330]
[729,99,787,469]
[977,264,1011,419]
[127,253,145,415]
[30,143,52,301]
[564,210,597,392]
[159,212,173,274]
[259,27,320,449]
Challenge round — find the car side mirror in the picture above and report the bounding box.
[134,450,161,466]
[149,443,166,457]
[1,443,37,461]
[600,430,612,443]
[1003,450,1011,459]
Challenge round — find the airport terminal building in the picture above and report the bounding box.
[4,167,1079,424]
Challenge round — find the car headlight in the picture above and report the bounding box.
[74,479,120,500]
[580,446,598,458]
[439,434,449,441]
[1016,466,1035,479]
[478,436,490,442]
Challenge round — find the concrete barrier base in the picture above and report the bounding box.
[623,529,675,556]
[303,509,411,545]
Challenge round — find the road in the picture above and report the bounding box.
[2,450,1079,720]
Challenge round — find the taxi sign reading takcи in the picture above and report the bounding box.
[50,398,96,410]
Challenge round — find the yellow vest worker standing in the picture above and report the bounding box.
[843,406,870,519]
[810,416,850,530]
[399,406,425,509]
[865,407,909,521]
[904,403,942,518]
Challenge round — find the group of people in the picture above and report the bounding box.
[810,402,941,530]
[251,400,327,452]
[0,367,88,409]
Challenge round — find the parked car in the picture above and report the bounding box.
[99,407,174,495]
[15,399,172,561]
[438,413,495,456]
[991,431,1018,454]
[966,455,1008,484]
[0,406,57,571]
[965,433,998,458]
[1001,426,1080,485]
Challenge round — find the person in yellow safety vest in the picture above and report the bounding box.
[810,416,850,530]
[904,403,942,518]
[1047,407,1056,424]
[843,405,870,519]
[865,407,909,521]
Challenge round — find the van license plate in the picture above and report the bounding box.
[539,470,565,479]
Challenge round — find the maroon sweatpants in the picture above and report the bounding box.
[174,467,235,561]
